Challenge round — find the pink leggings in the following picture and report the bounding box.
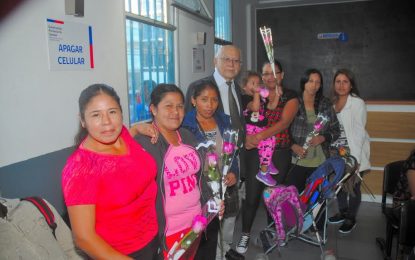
[246,124,276,167]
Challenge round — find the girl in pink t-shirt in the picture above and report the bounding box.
[134,84,223,259]
[163,142,201,236]
[62,84,160,260]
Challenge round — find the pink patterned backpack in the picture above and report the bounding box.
[263,185,304,245]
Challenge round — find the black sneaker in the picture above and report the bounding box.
[328,213,345,224]
[339,219,356,234]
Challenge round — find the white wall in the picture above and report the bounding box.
[0,0,128,167]
[0,0,219,167]
[174,0,215,94]
[1,0,412,168]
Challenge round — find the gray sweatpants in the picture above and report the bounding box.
[215,216,237,260]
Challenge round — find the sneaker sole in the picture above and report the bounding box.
[256,175,276,186]
[268,166,279,175]
[328,219,345,224]
[235,247,248,254]
[338,224,356,234]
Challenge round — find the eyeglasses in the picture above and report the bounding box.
[220,57,243,65]
[262,72,281,77]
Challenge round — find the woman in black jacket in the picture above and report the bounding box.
[135,84,221,260]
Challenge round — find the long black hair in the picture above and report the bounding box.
[74,84,122,147]
[191,80,219,100]
[150,84,184,108]
[300,68,324,115]
[262,59,283,73]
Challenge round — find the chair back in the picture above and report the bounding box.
[382,160,405,212]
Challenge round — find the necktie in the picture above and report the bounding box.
[226,81,243,142]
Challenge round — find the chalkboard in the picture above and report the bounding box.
[256,0,415,101]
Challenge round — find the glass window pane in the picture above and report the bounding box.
[214,0,231,42]
[171,0,212,21]
[125,0,167,23]
[126,18,175,123]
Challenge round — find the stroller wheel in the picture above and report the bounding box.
[255,253,269,260]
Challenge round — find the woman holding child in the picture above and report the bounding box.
[237,60,299,254]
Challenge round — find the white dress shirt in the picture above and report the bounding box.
[213,68,240,115]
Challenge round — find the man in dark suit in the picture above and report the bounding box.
[185,45,245,259]
[185,45,243,114]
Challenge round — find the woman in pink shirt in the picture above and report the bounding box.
[62,84,160,259]
[135,84,221,259]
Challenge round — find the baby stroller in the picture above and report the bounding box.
[257,156,357,257]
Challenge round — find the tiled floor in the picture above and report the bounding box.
[228,200,387,260]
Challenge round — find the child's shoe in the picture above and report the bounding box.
[268,162,279,175]
[256,171,276,186]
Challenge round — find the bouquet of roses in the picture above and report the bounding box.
[298,113,329,159]
[167,199,219,260]
[221,129,239,201]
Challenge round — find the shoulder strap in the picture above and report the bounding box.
[21,197,57,238]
